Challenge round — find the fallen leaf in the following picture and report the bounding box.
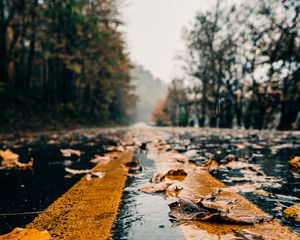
[273,206,283,211]
[223,154,237,163]
[85,172,105,181]
[221,212,272,224]
[126,173,143,178]
[199,197,236,213]
[289,156,300,168]
[90,155,110,164]
[166,184,183,197]
[224,161,252,170]
[169,153,188,163]
[14,158,34,169]
[150,169,187,183]
[169,191,272,224]
[203,160,219,172]
[168,198,211,220]
[167,169,187,177]
[60,149,81,157]
[150,172,166,183]
[65,167,92,175]
[0,149,19,166]
[253,190,270,196]
[223,184,262,193]
[0,150,33,169]
[189,156,209,166]
[270,143,294,154]
[106,145,125,152]
[232,230,265,240]
[184,150,200,158]
[283,204,300,222]
[0,228,50,240]
[139,182,172,194]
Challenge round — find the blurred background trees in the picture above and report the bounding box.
[0,0,136,130]
[1,0,299,131]
[153,0,299,130]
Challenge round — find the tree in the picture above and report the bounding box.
[0,0,137,130]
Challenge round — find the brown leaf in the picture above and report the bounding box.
[0,150,33,169]
[204,159,219,172]
[139,182,172,194]
[150,169,187,183]
[150,172,166,183]
[221,212,272,224]
[85,172,105,181]
[106,145,125,152]
[169,153,188,163]
[65,167,92,175]
[253,190,270,196]
[223,184,262,193]
[168,198,212,220]
[90,155,110,164]
[0,149,19,168]
[166,184,183,197]
[166,169,187,177]
[169,191,272,224]
[223,154,237,163]
[289,156,300,168]
[60,149,81,157]
[199,197,236,213]
[232,230,265,240]
[283,204,300,222]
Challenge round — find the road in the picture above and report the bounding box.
[0,126,300,239]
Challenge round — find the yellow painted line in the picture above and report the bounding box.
[27,151,132,240]
[147,134,300,240]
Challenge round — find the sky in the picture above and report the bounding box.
[121,0,239,83]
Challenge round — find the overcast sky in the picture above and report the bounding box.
[121,0,239,83]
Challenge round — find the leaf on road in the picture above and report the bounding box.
[0,149,19,165]
[60,149,81,157]
[168,198,211,220]
[106,145,125,152]
[169,191,272,224]
[150,169,187,183]
[169,153,188,163]
[203,159,219,172]
[220,212,272,224]
[150,172,166,183]
[283,204,300,222]
[289,156,300,168]
[167,169,187,177]
[0,149,33,169]
[253,190,270,196]
[85,172,105,181]
[223,154,237,163]
[232,230,265,240]
[199,197,236,213]
[126,173,144,178]
[139,182,172,194]
[90,155,110,163]
[166,184,183,197]
[65,167,92,175]
[0,228,50,240]
[223,184,262,193]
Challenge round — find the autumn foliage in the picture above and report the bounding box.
[0,0,137,131]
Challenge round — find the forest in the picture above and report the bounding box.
[153,0,300,130]
[0,0,137,131]
[1,0,299,132]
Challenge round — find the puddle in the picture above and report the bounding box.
[0,143,106,234]
[113,150,184,240]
